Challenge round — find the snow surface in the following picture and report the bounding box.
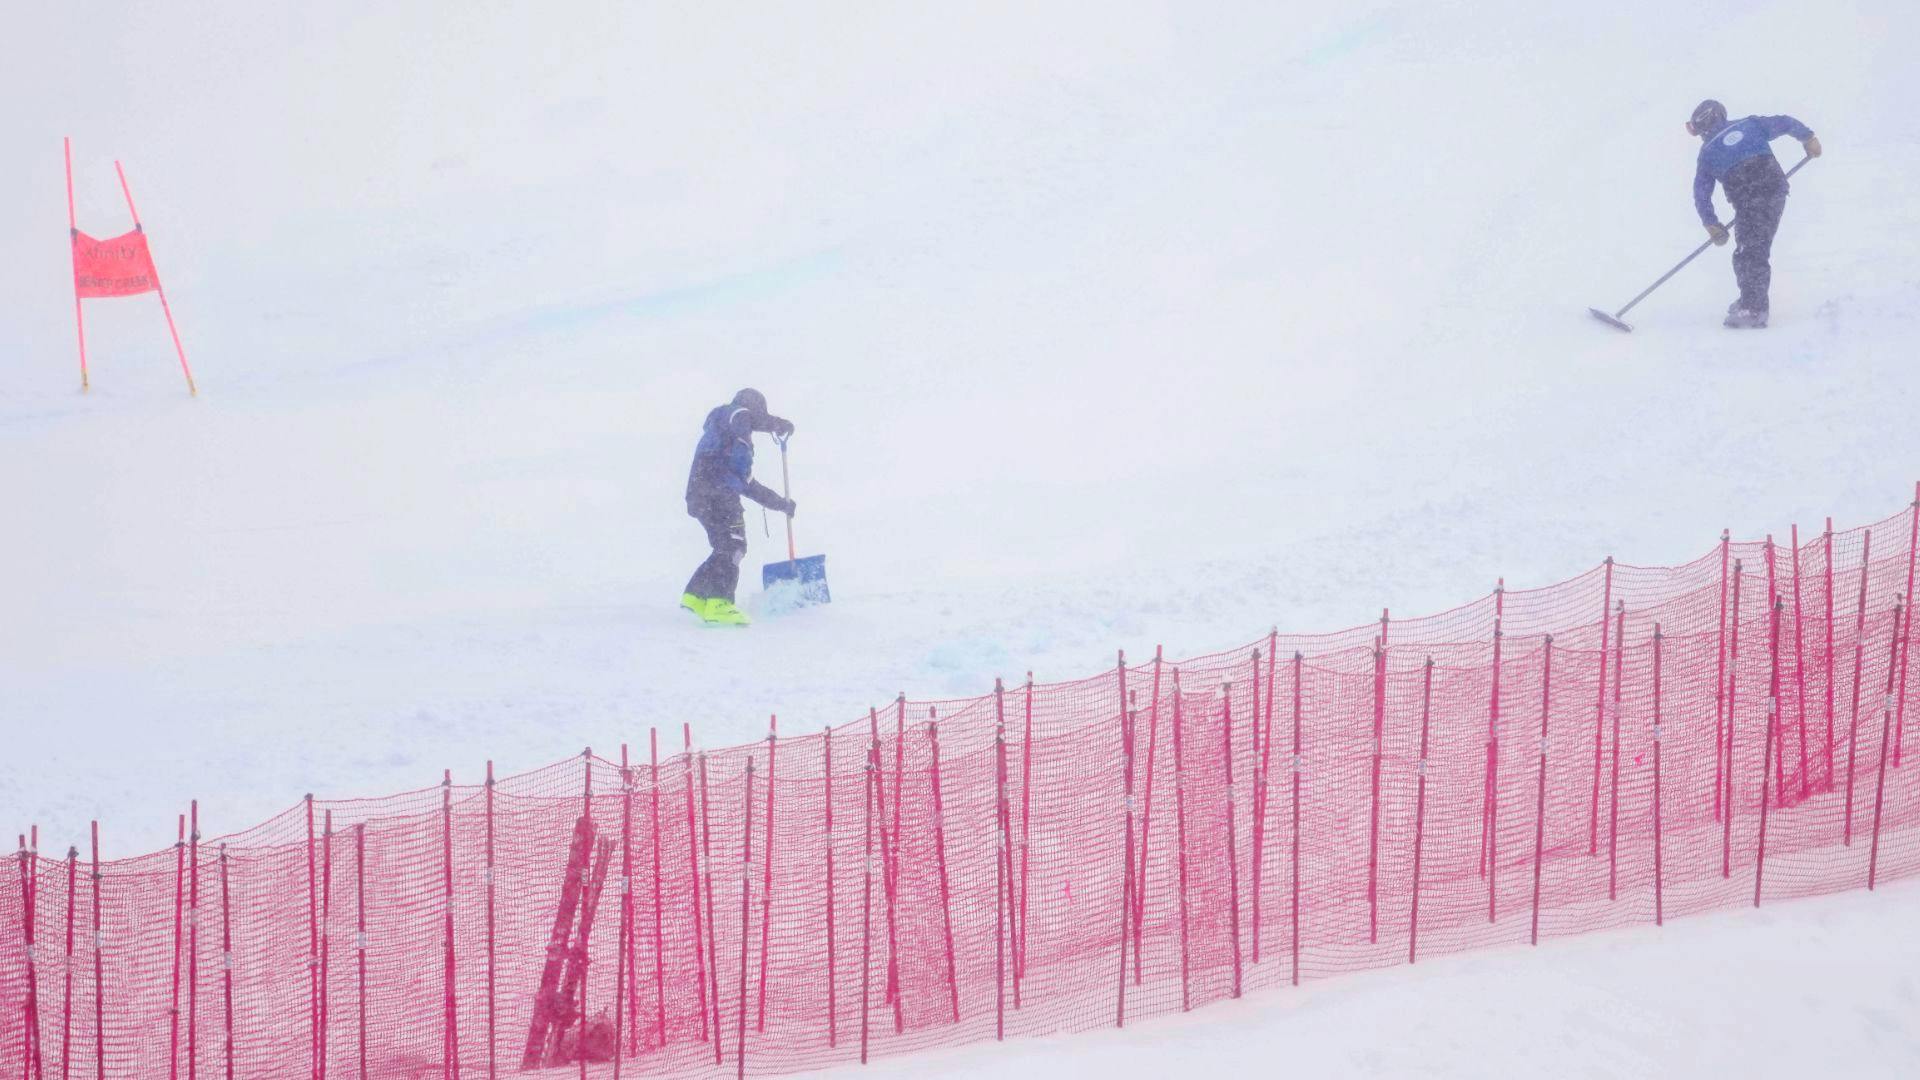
[4,0,1920,1075]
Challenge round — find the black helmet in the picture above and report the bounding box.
[1687,99,1728,137]
[732,387,768,417]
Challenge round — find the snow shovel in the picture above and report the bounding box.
[761,435,830,605]
[1590,154,1813,332]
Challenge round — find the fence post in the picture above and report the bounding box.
[1765,536,1785,804]
[1607,602,1627,901]
[993,683,1020,1011]
[1722,560,1745,879]
[1367,645,1385,945]
[483,762,495,1077]
[1171,669,1192,1011]
[1018,673,1035,988]
[756,719,777,1034]
[441,772,460,1080]
[995,702,1010,1041]
[735,757,756,1080]
[17,835,43,1080]
[1869,601,1906,889]
[304,797,319,1078]
[1755,600,1783,907]
[319,811,333,1079]
[217,839,235,1080]
[1221,682,1244,999]
[1409,658,1435,965]
[863,707,904,1037]
[1714,530,1732,820]
[167,813,184,1080]
[681,726,711,1045]
[824,725,838,1049]
[1253,631,1278,965]
[697,753,723,1066]
[926,712,962,1025]
[1590,557,1615,856]
[887,697,906,1026]
[1792,525,1812,800]
[1246,652,1262,966]
[63,844,76,1080]
[614,748,631,1070]
[1115,685,1137,1029]
[859,746,876,1065]
[651,732,669,1049]
[90,823,101,1080]
[1289,652,1304,988]
[1529,636,1554,947]
[1652,627,1666,926]
[1131,650,1164,979]
[1482,582,1505,922]
[188,803,200,1080]
[352,826,365,1080]
[1845,532,1873,844]
[1824,520,1838,791]
[1896,484,1920,766]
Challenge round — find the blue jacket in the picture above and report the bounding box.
[686,404,783,516]
[1693,114,1814,225]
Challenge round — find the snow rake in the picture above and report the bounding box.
[762,434,830,605]
[1590,154,1813,332]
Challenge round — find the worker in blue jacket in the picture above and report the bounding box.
[1687,100,1821,328]
[681,389,795,626]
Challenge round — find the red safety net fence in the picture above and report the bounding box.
[8,492,1920,1078]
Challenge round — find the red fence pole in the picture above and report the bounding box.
[1755,600,1783,907]
[652,733,670,1049]
[698,754,723,1065]
[1220,684,1246,999]
[353,827,365,1080]
[16,835,43,1080]
[927,713,962,1025]
[482,761,495,1079]
[1895,485,1920,767]
[1529,637,1554,947]
[1869,601,1906,889]
[864,709,903,1037]
[824,725,839,1048]
[1289,653,1303,987]
[859,749,877,1064]
[188,803,200,1080]
[1171,670,1192,1011]
[996,706,1010,1040]
[1131,650,1164,978]
[1590,558,1615,855]
[615,749,632,1070]
[1824,520,1838,790]
[1367,645,1385,945]
[220,841,236,1080]
[1115,685,1137,1028]
[1018,673,1035,987]
[756,720,778,1034]
[1714,531,1732,820]
[305,797,318,1079]
[89,823,101,1080]
[994,684,1021,1012]
[441,772,460,1080]
[1253,632,1277,965]
[887,697,906,1026]
[1409,658,1435,964]
[735,758,756,1080]
[63,138,89,392]
[680,726,710,1045]
[62,845,75,1080]
[1482,583,1505,921]
[1723,560,1745,878]
[1792,525,1812,800]
[169,813,184,1080]
[1652,627,1666,926]
[1607,602,1627,901]
[1765,537,1786,805]
[1245,651,1261,966]
[318,812,333,1079]
[1845,531,1873,842]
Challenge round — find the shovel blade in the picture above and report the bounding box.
[763,553,831,606]
[1589,307,1634,333]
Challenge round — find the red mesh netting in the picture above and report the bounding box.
[6,501,1920,1078]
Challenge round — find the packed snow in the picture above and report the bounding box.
[4,1,1919,1075]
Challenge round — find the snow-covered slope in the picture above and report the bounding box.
[3,1,1919,1074]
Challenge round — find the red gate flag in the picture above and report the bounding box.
[72,229,159,299]
[64,136,196,395]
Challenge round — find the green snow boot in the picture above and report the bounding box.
[704,598,751,627]
[681,592,706,617]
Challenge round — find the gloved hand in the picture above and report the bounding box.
[1706,222,1730,246]
[768,416,795,438]
[775,496,797,517]
[1803,135,1822,158]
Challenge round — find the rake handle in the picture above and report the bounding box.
[1611,154,1814,321]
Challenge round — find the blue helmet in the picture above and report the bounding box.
[1687,99,1728,138]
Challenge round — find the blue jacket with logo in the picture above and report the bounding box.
[1693,114,1814,225]
[686,404,784,517]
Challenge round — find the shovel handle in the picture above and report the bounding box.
[777,435,797,563]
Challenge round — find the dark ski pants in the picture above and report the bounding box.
[686,508,747,603]
[1731,188,1788,313]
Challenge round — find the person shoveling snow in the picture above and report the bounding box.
[1686,99,1820,329]
[680,388,795,627]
